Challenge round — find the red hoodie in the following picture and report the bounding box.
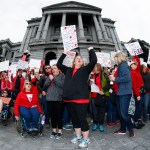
[131,55,144,96]
[111,68,119,94]
[1,78,12,91]
[14,91,42,117]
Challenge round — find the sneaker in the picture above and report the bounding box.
[99,124,104,132]
[50,132,57,139]
[27,128,33,133]
[138,120,145,127]
[92,124,98,131]
[78,139,90,148]
[32,128,38,132]
[114,130,126,135]
[107,123,114,127]
[134,122,142,129]
[71,135,82,144]
[55,133,63,140]
[63,125,72,130]
[129,129,135,138]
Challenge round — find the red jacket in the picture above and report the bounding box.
[31,77,39,95]
[111,68,118,94]
[131,69,144,97]
[1,78,12,91]
[12,76,25,91]
[14,91,42,117]
[91,72,102,98]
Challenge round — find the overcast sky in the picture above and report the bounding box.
[0,0,150,43]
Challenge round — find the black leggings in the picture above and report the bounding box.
[46,101,63,129]
[67,103,89,132]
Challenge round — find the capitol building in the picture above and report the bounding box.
[0,1,123,64]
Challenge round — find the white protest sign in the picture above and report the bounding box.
[63,51,76,67]
[29,59,41,69]
[49,59,58,67]
[91,83,100,94]
[147,50,150,64]
[124,42,143,56]
[8,64,17,76]
[0,60,9,72]
[18,60,28,69]
[140,58,144,64]
[96,52,111,67]
[61,25,78,52]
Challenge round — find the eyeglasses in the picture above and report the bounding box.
[25,83,31,85]
[45,67,50,70]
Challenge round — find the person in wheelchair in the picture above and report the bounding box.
[14,80,42,133]
[0,90,12,126]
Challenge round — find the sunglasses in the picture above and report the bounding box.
[25,83,31,85]
[45,67,50,70]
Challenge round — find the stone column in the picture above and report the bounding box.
[93,15,103,42]
[31,26,38,38]
[41,14,51,40]
[78,13,85,42]
[2,46,7,57]
[110,27,119,50]
[113,28,123,51]
[59,13,66,41]
[35,15,46,40]
[24,27,33,51]
[98,15,109,40]
[20,28,30,52]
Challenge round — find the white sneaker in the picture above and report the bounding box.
[78,139,90,148]
[71,135,82,143]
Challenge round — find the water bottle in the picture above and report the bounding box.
[41,115,45,125]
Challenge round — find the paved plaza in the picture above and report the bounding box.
[0,119,150,150]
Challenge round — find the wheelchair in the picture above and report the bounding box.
[16,115,44,137]
[0,103,14,126]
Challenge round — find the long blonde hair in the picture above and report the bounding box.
[114,52,127,65]
[72,55,85,68]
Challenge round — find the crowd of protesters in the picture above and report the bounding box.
[0,47,150,148]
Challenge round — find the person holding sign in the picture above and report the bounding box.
[57,47,97,148]
[129,56,145,129]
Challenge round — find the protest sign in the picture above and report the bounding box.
[61,25,78,52]
[8,64,17,78]
[49,59,58,67]
[91,83,100,94]
[147,50,150,64]
[29,59,41,69]
[18,60,28,69]
[0,60,9,72]
[96,52,111,67]
[0,97,11,104]
[124,42,143,56]
[63,51,76,67]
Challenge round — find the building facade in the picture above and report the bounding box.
[17,1,123,65]
[0,39,21,63]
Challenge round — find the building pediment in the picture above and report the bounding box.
[42,1,101,12]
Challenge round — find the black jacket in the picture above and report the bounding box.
[57,49,97,100]
[38,74,49,92]
[142,73,150,92]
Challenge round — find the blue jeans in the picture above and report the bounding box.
[63,105,70,125]
[41,95,47,115]
[107,98,117,123]
[134,94,144,122]
[117,94,133,131]
[143,93,150,119]
[20,106,40,129]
